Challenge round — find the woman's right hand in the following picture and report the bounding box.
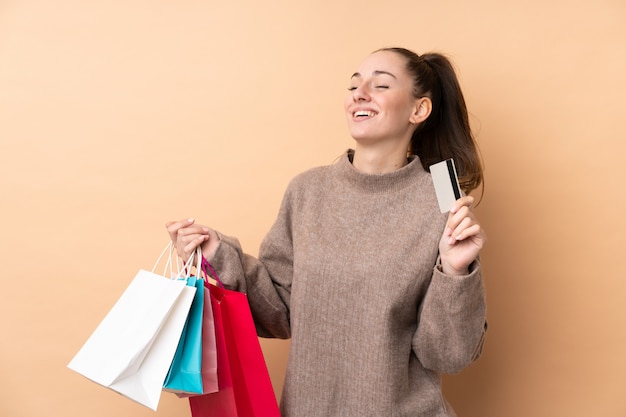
[165,218,220,262]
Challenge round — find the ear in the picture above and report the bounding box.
[409,97,432,125]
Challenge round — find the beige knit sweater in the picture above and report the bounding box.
[209,149,487,416]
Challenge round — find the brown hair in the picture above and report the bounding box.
[377,47,483,193]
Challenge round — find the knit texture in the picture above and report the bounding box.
[209,149,487,417]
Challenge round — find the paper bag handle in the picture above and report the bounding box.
[151,242,203,280]
[151,242,174,276]
[174,247,203,280]
[201,256,225,289]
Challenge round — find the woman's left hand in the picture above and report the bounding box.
[439,195,486,276]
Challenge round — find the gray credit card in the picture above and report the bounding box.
[429,159,462,213]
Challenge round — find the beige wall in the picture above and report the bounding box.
[1,1,625,416]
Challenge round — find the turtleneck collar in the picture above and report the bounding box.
[334,149,427,194]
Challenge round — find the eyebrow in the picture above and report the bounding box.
[351,70,397,79]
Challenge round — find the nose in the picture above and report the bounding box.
[352,84,371,102]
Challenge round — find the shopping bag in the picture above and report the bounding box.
[188,260,280,417]
[67,243,197,411]
[175,281,219,397]
[163,276,205,394]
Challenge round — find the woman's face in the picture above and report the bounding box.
[344,51,421,147]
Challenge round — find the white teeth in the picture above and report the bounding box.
[354,110,376,117]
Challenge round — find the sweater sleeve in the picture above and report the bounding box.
[412,259,487,374]
[206,187,296,340]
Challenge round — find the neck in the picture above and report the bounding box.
[352,142,409,174]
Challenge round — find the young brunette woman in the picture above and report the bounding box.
[167,47,487,417]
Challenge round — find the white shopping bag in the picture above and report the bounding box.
[68,246,197,410]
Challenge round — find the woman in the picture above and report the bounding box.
[167,47,487,416]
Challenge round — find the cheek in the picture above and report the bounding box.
[343,95,353,113]
[388,97,416,121]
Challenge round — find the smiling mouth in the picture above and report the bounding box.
[353,110,377,118]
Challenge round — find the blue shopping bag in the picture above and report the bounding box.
[163,275,205,394]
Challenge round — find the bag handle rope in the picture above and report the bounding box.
[151,242,203,280]
[201,256,225,289]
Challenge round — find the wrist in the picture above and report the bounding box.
[438,258,470,276]
[442,265,470,276]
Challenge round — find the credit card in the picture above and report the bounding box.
[429,159,462,213]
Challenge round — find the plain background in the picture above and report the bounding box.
[1,1,625,416]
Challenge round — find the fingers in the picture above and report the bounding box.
[165,218,211,259]
[440,196,486,275]
[445,196,483,245]
[182,235,210,260]
[166,218,196,242]
[450,195,474,214]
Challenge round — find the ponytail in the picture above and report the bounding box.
[377,48,483,194]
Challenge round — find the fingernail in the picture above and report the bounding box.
[445,227,452,236]
[188,218,194,222]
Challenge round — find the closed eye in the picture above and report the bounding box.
[348,84,389,91]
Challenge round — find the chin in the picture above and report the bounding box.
[348,127,373,140]
[349,130,381,144]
